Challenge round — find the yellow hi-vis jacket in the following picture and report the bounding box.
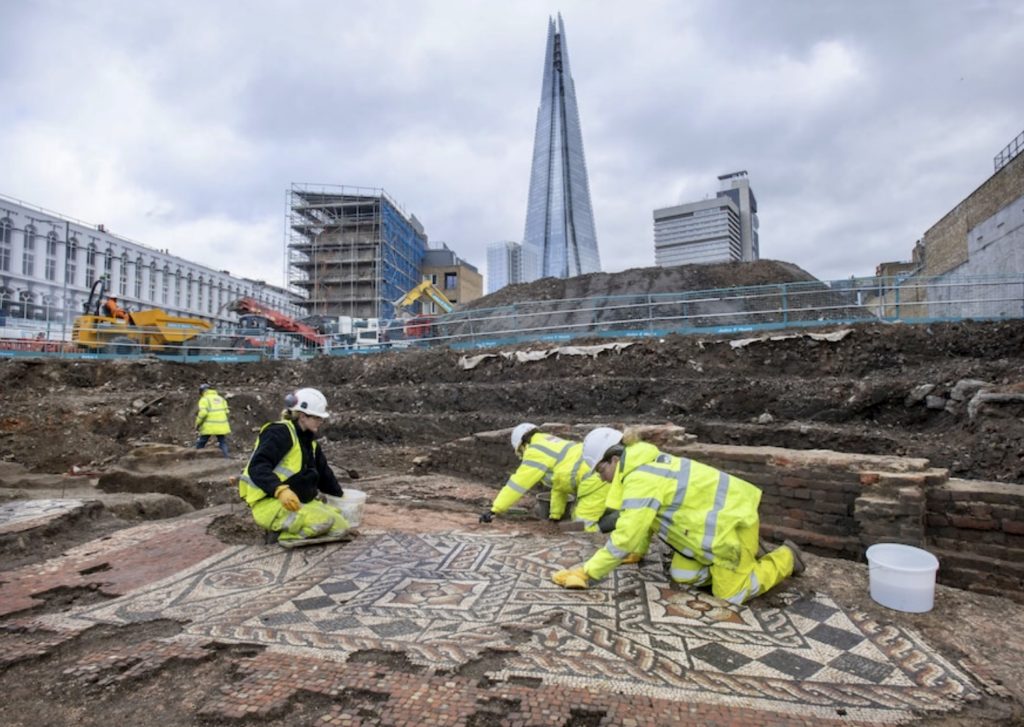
[584,441,762,580]
[492,434,605,521]
[238,419,315,506]
[195,390,231,435]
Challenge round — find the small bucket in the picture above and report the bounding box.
[866,543,939,613]
[324,489,367,529]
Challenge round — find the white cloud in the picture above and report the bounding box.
[2,0,1022,291]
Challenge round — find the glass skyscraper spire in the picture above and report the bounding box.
[522,14,601,280]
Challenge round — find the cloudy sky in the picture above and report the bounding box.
[2,0,1022,289]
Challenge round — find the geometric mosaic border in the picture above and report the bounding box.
[40,532,978,723]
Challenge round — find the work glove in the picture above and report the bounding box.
[479,510,494,524]
[274,485,301,512]
[622,552,643,565]
[552,567,589,589]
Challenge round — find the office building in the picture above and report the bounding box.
[287,185,428,320]
[522,15,601,280]
[486,240,538,294]
[653,198,742,266]
[0,194,296,331]
[716,170,759,261]
[653,171,760,267]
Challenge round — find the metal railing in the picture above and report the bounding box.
[2,273,1023,360]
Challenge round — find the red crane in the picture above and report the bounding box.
[228,298,325,347]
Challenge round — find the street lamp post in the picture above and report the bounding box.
[61,220,71,346]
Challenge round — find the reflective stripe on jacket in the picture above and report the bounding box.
[584,441,762,580]
[195,390,231,435]
[238,419,317,506]
[492,434,577,515]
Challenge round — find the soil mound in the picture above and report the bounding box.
[460,259,818,311]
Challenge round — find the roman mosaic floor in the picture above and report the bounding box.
[25,527,977,724]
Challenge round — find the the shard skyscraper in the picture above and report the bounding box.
[522,15,601,281]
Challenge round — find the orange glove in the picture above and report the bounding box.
[274,485,301,512]
[552,567,589,589]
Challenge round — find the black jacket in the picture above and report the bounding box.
[246,422,343,503]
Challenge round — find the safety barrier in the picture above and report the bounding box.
[3,273,1023,361]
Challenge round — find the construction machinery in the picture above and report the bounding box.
[392,279,455,339]
[72,279,213,354]
[228,297,325,347]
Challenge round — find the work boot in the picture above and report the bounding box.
[783,539,806,576]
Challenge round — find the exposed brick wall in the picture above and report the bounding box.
[921,151,1024,277]
[428,424,1024,601]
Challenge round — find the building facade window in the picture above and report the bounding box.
[22,224,36,276]
[174,270,182,306]
[86,243,97,283]
[185,272,193,308]
[162,265,170,304]
[104,246,114,277]
[0,217,12,272]
[444,272,457,289]
[66,237,78,285]
[149,262,158,302]
[44,231,59,281]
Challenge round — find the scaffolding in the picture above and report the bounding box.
[286,184,427,320]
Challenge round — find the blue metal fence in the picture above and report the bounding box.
[4,273,1023,360]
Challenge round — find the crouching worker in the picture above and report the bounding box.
[479,423,610,531]
[552,427,804,604]
[238,387,349,548]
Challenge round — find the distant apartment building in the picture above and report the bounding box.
[486,240,538,294]
[421,244,482,313]
[872,129,1024,319]
[287,185,428,321]
[653,171,760,267]
[0,194,296,330]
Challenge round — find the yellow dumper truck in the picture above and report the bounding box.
[72,280,213,355]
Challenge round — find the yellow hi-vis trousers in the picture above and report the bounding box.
[668,520,794,604]
[250,497,348,544]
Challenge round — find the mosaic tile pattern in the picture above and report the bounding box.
[44,532,977,723]
[0,498,87,535]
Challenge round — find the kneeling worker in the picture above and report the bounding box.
[553,427,804,604]
[480,423,611,531]
[238,388,350,547]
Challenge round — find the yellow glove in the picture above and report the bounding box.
[622,552,643,565]
[552,567,589,589]
[274,485,301,512]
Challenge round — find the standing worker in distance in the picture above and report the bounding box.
[552,427,804,603]
[194,383,231,458]
[479,423,611,531]
[237,388,350,548]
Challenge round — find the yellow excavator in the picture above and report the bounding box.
[391,279,455,339]
[71,279,213,354]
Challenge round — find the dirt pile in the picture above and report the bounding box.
[460,259,819,310]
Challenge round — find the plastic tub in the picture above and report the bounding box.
[866,543,939,613]
[323,489,367,529]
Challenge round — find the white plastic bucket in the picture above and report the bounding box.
[324,489,367,529]
[866,543,939,613]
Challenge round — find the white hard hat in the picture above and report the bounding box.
[286,387,330,419]
[582,427,623,468]
[510,422,538,451]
